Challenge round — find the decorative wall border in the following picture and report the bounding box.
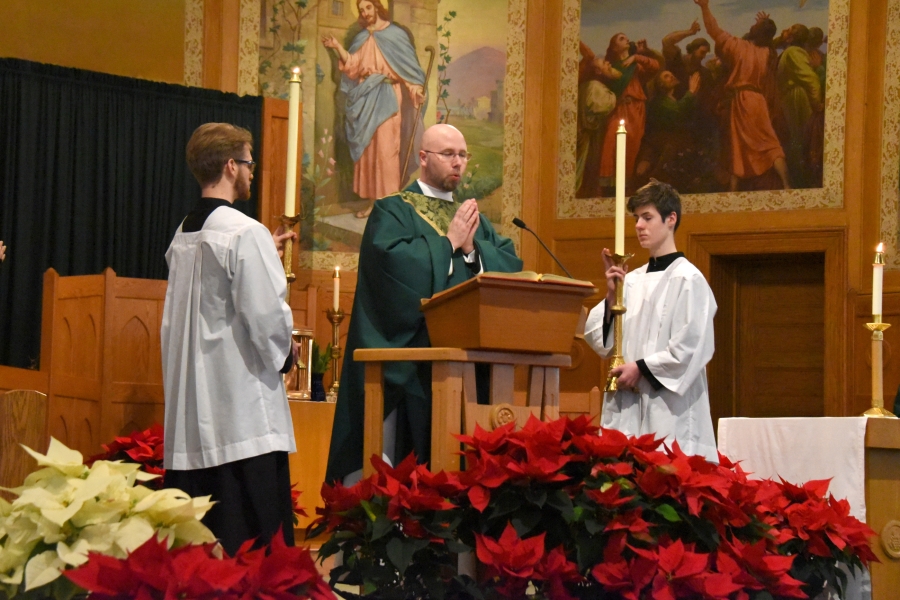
[556,0,850,219]
[301,0,527,270]
[881,0,900,269]
[499,0,527,249]
[238,0,260,96]
[183,0,203,87]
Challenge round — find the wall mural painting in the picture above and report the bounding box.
[258,0,508,257]
[432,0,508,227]
[577,0,830,200]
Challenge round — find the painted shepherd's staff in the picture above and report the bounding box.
[402,45,436,186]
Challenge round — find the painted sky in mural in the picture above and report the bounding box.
[437,0,507,225]
[577,0,829,198]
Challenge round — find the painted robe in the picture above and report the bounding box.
[339,23,426,200]
[714,31,786,178]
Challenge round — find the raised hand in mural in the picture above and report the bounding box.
[689,19,701,35]
[688,71,701,95]
[410,85,425,109]
[0,240,6,262]
[322,35,350,64]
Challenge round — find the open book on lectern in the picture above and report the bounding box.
[478,271,595,288]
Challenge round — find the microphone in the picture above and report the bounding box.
[512,218,574,279]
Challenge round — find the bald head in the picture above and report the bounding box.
[419,124,469,192]
[421,124,465,149]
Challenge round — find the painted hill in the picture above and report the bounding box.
[444,46,506,106]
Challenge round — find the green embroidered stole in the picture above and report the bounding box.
[398,191,459,235]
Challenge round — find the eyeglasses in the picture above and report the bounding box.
[423,150,472,162]
[233,158,257,173]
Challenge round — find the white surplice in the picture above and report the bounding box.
[585,257,718,462]
[161,207,296,470]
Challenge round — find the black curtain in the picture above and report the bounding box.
[0,58,263,369]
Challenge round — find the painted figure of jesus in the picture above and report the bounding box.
[323,0,426,218]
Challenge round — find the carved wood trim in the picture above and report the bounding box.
[687,229,848,416]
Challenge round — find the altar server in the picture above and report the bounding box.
[161,123,298,555]
[585,180,718,462]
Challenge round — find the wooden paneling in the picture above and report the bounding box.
[48,270,104,456]
[0,390,48,497]
[0,365,48,396]
[201,0,240,93]
[100,271,167,444]
[733,255,825,418]
[288,400,336,532]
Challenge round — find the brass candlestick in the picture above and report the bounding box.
[863,316,895,418]
[326,308,345,395]
[278,214,301,304]
[605,252,633,392]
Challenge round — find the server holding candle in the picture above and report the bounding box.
[160,123,300,555]
[584,178,719,463]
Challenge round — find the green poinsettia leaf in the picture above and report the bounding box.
[583,517,602,535]
[385,537,429,576]
[524,487,546,508]
[370,514,394,541]
[655,503,682,522]
[546,489,575,520]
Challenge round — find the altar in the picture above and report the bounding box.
[718,417,900,600]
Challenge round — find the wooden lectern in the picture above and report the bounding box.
[356,274,596,476]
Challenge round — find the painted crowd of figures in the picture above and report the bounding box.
[576,0,827,198]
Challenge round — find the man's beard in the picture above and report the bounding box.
[438,173,460,192]
[235,178,251,201]
[359,12,377,27]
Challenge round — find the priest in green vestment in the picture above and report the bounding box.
[326,124,522,483]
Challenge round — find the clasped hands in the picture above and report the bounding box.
[446,199,479,255]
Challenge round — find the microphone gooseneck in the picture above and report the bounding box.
[511,218,574,279]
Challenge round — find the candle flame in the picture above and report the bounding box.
[292,67,301,74]
[334,265,340,277]
[876,243,884,253]
[619,119,625,125]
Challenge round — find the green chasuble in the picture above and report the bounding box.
[325,181,522,482]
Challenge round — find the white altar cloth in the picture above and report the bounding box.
[717,417,871,600]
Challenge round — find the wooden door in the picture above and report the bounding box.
[709,253,826,427]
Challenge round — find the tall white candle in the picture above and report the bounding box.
[333,266,341,312]
[615,120,626,255]
[284,68,302,217]
[873,243,885,316]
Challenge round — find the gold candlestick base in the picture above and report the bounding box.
[277,214,301,304]
[605,252,633,392]
[862,320,895,418]
[326,308,345,396]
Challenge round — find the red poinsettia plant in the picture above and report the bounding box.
[310,415,876,600]
[87,423,166,488]
[64,530,333,599]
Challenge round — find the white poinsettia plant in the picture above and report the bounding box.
[0,438,216,597]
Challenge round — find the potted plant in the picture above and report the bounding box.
[310,340,333,402]
[310,416,878,600]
